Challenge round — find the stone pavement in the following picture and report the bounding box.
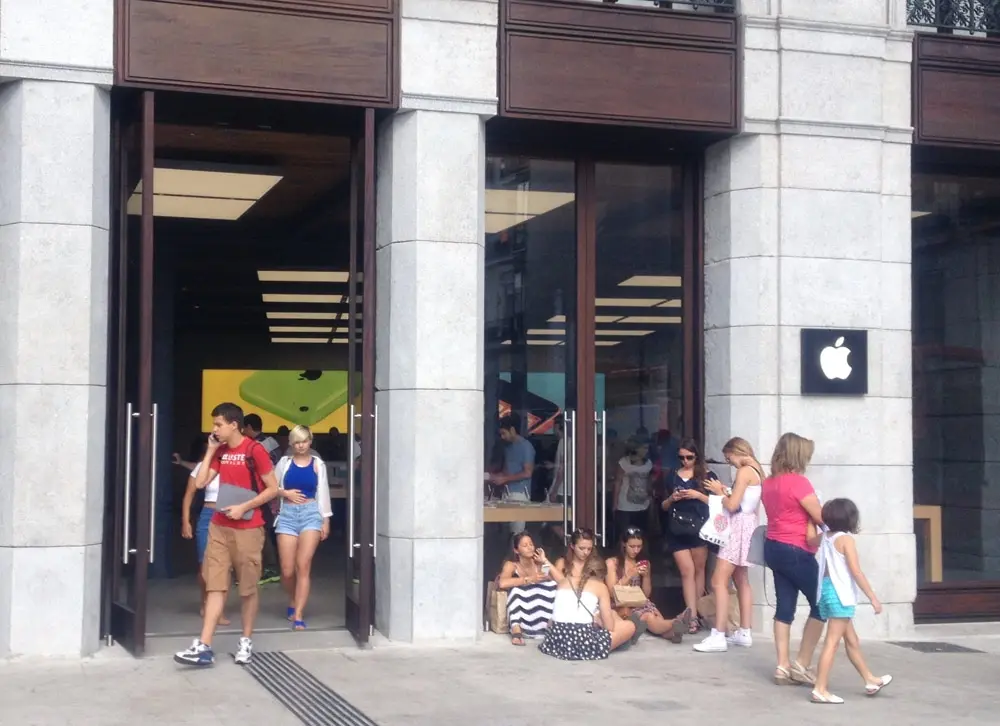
[2,626,999,726]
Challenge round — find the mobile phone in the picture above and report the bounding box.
[239,370,349,427]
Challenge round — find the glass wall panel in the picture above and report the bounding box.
[913,171,1000,586]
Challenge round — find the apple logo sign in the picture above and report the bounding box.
[801,329,867,395]
[819,336,852,381]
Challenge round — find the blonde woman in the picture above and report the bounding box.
[761,432,825,686]
[273,425,332,630]
[694,437,764,653]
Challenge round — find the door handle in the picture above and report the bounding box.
[599,410,607,547]
[593,411,599,537]
[149,402,159,564]
[569,410,577,533]
[372,402,379,558]
[122,403,138,565]
[348,404,358,558]
[561,411,571,539]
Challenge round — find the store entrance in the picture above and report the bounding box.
[101,91,378,656]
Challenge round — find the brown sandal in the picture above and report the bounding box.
[509,627,525,646]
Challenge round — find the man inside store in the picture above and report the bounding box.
[486,413,536,534]
[174,402,279,667]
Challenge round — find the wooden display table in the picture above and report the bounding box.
[913,505,943,583]
[483,502,569,524]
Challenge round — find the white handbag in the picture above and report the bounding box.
[698,495,732,547]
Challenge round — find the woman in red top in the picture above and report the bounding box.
[761,432,825,687]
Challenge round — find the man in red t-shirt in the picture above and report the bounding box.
[174,402,279,668]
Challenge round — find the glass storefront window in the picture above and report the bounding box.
[912,171,1000,586]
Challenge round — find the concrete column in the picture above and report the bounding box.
[373,0,496,642]
[0,79,111,657]
[704,0,916,638]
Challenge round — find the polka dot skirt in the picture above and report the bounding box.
[539,621,611,661]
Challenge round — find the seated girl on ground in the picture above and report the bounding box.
[496,531,557,646]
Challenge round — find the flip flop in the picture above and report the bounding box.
[811,690,844,704]
[865,675,893,695]
[509,628,525,646]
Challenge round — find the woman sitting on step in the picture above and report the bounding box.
[497,531,558,645]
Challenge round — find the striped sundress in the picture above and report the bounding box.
[505,567,558,638]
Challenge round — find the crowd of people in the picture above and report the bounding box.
[494,431,893,704]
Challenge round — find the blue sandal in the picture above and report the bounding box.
[286,607,295,622]
[293,620,307,631]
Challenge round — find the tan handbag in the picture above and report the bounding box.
[486,581,509,634]
[613,585,648,608]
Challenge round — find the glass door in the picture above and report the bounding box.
[105,91,157,655]
[345,109,377,643]
[589,163,687,549]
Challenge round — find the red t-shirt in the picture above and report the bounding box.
[210,437,274,530]
[761,473,817,553]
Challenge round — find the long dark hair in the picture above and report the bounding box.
[613,527,647,582]
[508,530,534,562]
[678,436,707,484]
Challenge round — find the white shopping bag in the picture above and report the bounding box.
[699,494,732,547]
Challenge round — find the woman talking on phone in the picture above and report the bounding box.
[496,532,557,645]
[660,437,715,634]
[273,425,332,630]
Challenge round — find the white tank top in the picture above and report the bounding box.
[740,467,763,513]
[551,588,600,624]
[817,532,859,607]
[191,462,220,503]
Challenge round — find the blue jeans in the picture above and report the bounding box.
[274,501,324,536]
[195,506,214,564]
[764,538,825,624]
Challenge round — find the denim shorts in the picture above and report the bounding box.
[274,501,324,536]
[195,506,214,564]
[763,538,825,624]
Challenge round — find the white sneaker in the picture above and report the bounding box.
[234,636,253,665]
[693,629,728,653]
[726,628,753,648]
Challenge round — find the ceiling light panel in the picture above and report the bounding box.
[618,316,682,324]
[258,270,349,283]
[261,294,343,304]
[618,275,683,287]
[526,328,565,336]
[271,337,329,344]
[527,339,562,346]
[596,329,653,337]
[595,340,621,347]
[657,299,682,308]
[266,312,339,320]
[595,298,666,307]
[136,169,282,200]
[127,194,254,220]
[269,326,333,333]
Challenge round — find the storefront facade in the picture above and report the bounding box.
[6,0,988,658]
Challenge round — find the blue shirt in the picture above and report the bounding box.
[503,436,535,498]
[284,459,319,500]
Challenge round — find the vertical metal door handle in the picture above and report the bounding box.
[149,403,159,564]
[372,403,379,558]
[593,411,599,535]
[348,404,356,558]
[600,410,607,547]
[123,403,136,564]
[569,410,577,533]
[561,411,570,539]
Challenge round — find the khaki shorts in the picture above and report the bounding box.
[202,522,265,597]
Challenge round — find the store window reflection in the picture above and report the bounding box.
[912,171,1000,586]
[483,157,576,514]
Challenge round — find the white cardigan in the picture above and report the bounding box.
[274,455,333,518]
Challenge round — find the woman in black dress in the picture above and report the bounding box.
[660,437,715,634]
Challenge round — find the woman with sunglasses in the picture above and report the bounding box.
[660,437,715,634]
[606,527,689,643]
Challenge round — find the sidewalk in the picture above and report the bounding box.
[3,628,999,726]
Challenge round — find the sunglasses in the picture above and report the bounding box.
[625,527,644,537]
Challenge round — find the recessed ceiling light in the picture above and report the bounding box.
[330,338,350,344]
[657,299,682,308]
[271,337,329,344]
[258,271,349,283]
[595,340,621,347]
[527,328,565,336]
[618,316,681,324]
[595,298,666,307]
[527,339,562,346]
[596,329,653,336]
[266,312,339,320]
[127,194,255,220]
[547,315,567,323]
[261,294,343,304]
[269,325,333,333]
[618,275,682,287]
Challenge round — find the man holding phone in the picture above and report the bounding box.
[174,402,279,667]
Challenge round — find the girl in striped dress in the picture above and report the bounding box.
[497,531,558,645]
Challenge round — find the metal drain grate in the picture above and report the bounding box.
[244,651,380,726]
[888,641,985,654]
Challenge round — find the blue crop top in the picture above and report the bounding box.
[283,459,319,499]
